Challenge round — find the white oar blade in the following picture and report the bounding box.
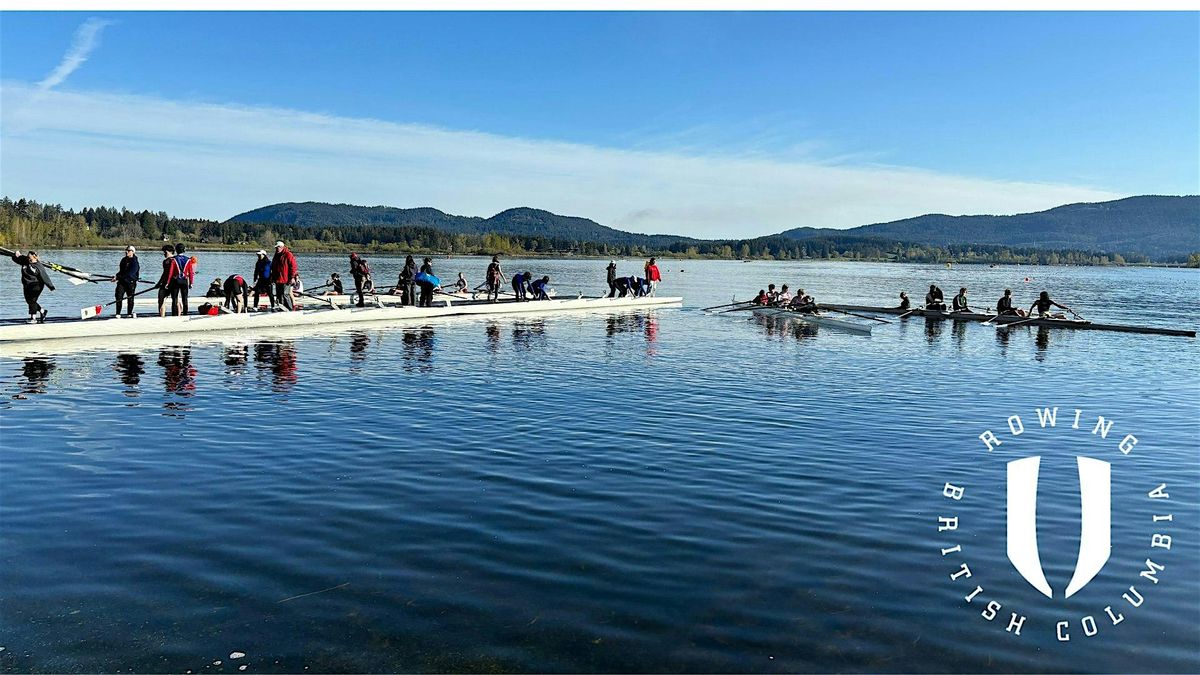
[66,275,90,286]
[80,304,103,320]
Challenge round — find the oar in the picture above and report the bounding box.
[821,306,892,324]
[81,284,161,319]
[999,316,1040,330]
[294,289,341,310]
[898,308,921,319]
[701,299,747,311]
[718,305,762,314]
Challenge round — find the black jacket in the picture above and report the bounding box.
[116,255,140,283]
[11,255,54,290]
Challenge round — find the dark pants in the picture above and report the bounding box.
[616,282,630,298]
[512,280,526,301]
[22,284,44,315]
[274,282,294,311]
[417,281,434,307]
[353,274,366,307]
[608,280,617,298]
[487,280,500,302]
[115,279,137,315]
[169,279,189,316]
[253,281,275,309]
[404,282,416,306]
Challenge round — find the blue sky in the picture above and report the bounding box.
[1,11,1196,237]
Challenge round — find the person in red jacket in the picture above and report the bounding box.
[644,257,662,296]
[271,241,298,311]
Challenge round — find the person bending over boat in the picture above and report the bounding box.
[631,277,651,297]
[1029,291,1072,319]
[271,241,298,311]
[9,249,54,324]
[897,292,910,311]
[612,275,633,298]
[530,275,551,300]
[252,250,274,311]
[952,287,970,312]
[206,277,224,298]
[113,246,139,318]
[996,289,1025,317]
[925,284,946,310]
[485,256,505,303]
[511,271,530,301]
[223,274,250,313]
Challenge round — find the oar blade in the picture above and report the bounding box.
[80,304,103,320]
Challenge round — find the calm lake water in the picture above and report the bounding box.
[1,252,1198,673]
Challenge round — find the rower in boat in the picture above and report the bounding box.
[952,287,970,312]
[996,289,1026,317]
[789,289,817,313]
[752,289,770,305]
[775,284,792,304]
[454,272,468,294]
[511,271,530,301]
[925,284,946,311]
[223,274,250,313]
[252,250,274,311]
[1029,291,1073,319]
[322,273,345,296]
[8,249,54,324]
[113,246,140,319]
[767,284,779,303]
[530,275,551,300]
[205,277,224,298]
[897,292,911,311]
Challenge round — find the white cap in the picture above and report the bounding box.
[257,249,267,256]
[275,241,285,248]
[126,245,136,252]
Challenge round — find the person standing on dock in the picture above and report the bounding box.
[996,289,1025,317]
[271,241,298,311]
[644,258,661,296]
[952,288,971,312]
[8,250,54,324]
[416,257,437,307]
[165,244,196,317]
[252,250,274,311]
[485,256,505,303]
[399,255,418,306]
[606,260,618,297]
[113,246,139,318]
[349,253,371,307]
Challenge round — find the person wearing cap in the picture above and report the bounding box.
[606,260,618,297]
[417,257,435,307]
[8,249,55,323]
[644,257,661,297]
[271,241,298,311]
[113,245,140,318]
[485,255,505,303]
[205,277,224,298]
[252,250,273,311]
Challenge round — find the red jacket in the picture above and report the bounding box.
[645,263,661,282]
[272,247,297,284]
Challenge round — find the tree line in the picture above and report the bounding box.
[1,196,1191,267]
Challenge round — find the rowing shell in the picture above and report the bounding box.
[821,304,1195,338]
[130,289,555,310]
[0,295,682,344]
[751,306,873,334]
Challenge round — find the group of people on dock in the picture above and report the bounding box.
[911,284,1074,319]
[606,258,661,298]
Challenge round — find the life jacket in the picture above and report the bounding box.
[171,254,194,285]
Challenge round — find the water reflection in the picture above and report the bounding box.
[605,312,665,353]
[12,357,56,398]
[349,332,370,361]
[224,345,249,375]
[402,329,435,373]
[923,317,944,345]
[951,320,968,350]
[484,323,501,355]
[113,353,144,398]
[1035,325,1052,360]
[254,342,298,393]
[158,348,196,414]
[512,320,547,352]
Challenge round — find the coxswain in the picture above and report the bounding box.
[752,289,770,306]
[775,284,792,304]
[206,277,224,298]
[252,250,274,311]
[925,284,946,310]
[511,271,529,301]
[530,275,551,300]
[271,241,298,311]
[606,260,619,297]
[223,274,250,313]
[8,249,54,323]
[485,255,505,303]
[113,245,140,318]
[996,289,1025,316]
[1029,290,1072,319]
[897,292,911,311]
[644,258,661,296]
[323,273,344,296]
[952,287,970,312]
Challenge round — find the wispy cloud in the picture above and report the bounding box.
[37,18,113,91]
[0,82,1122,238]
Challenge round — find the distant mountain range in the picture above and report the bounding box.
[228,195,1200,260]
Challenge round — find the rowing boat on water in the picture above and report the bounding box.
[751,306,873,334]
[130,290,553,309]
[821,304,1196,338]
[0,295,682,344]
